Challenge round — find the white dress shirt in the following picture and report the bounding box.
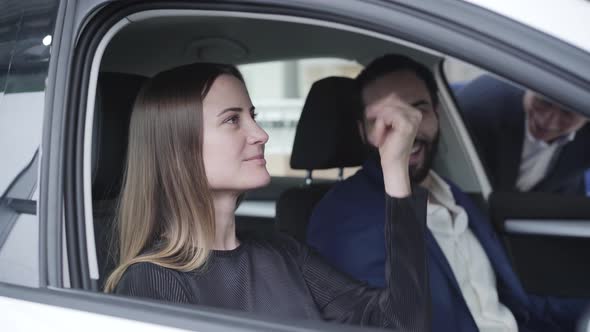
[516,118,575,191]
[425,171,518,331]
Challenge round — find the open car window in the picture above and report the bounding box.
[87,9,451,330]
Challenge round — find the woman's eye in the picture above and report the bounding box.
[251,111,258,121]
[225,115,239,125]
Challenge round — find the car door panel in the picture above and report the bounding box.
[490,192,590,297]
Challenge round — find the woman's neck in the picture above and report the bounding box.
[211,192,240,250]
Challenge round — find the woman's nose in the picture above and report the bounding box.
[247,122,269,145]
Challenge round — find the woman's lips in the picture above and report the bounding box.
[244,154,266,165]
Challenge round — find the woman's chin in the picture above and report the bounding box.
[259,172,272,186]
[246,171,271,190]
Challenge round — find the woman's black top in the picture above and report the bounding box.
[116,191,429,331]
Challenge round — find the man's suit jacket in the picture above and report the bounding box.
[455,75,590,194]
[307,158,586,331]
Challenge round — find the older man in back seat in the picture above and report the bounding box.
[307,54,587,332]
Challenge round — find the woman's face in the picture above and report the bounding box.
[202,74,270,193]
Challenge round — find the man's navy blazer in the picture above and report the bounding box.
[307,158,586,331]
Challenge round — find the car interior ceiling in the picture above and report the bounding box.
[100,15,439,76]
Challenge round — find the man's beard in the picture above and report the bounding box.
[409,132,440,184]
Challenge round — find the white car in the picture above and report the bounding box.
[1,0,589,330]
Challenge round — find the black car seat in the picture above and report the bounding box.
[275,76,366,242]
[92,72,146,289]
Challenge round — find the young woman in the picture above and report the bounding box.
[105,63,429,330]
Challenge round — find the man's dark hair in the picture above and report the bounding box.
[356,54,439,111]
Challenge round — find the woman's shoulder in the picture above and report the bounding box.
[123,261,176,275]
[116,262,192,302]
[118,262,181,286]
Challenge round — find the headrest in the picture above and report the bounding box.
[92,72,146,201]
[290,76,366,170]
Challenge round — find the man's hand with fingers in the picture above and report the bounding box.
[365,94,422,198]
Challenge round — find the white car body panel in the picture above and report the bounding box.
[466,0,590,52]
[0,296,190,332]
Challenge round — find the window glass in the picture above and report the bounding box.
[239,58,363,179]
[0,0,59,287]
[443,57,590,196]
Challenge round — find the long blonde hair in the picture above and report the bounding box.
[104,63,245,293]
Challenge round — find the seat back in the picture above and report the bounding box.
[92,72,146,289]
[275,77,365,242]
